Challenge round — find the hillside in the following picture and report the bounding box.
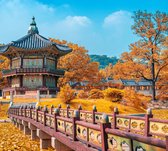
[90,55,119,69]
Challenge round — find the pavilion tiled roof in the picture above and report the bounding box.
[0,17,72,54]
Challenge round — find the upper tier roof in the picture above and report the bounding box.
[0,17,72,55]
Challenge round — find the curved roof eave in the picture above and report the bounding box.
[52,43,72,54]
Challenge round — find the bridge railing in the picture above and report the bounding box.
[8,105,168,151]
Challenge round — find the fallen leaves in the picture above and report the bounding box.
[0,123,40,151]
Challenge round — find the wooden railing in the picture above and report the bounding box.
[2,68,65,76]
[8,105,168,151]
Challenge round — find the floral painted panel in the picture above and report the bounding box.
[133,140,165,151]
[23,76,42,88]
[23,59,43,68]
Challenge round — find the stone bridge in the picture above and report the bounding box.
[8,104,168,151]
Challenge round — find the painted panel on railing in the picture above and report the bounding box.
[68,110,74,118]
[45,116,54,128]
[86,113,93,122]
[88,128,101,147]
[65,122,73,135]
[76,125,87,141]
[26,110,30,117]
[107,134,131,151]
[117,117,130,129]
[95,114,113,123]
[133,140,165,151]
[130,119,145,133]
[57,119,65,132]
[150,121,168,136]
[32,111,36,120]
[59,109,65,117]
[95,114,102,123]
[80,112,86,121]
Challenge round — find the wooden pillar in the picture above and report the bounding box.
[20,75,23,87]
[42,75,46,87]
[20,56,23,68]
[55,57,57,69]
[43,56,46,68]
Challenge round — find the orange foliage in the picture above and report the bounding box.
[88,89,104,99]
[123,90,151,108]
[99,63,113,79]
[103,88,124,102]
[50,38,100,86]
[0,55,9,89]
[77,90,88,99]
[58,84,76,104]
[113,11,168,100]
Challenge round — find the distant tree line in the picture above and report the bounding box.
[90,55,118,69]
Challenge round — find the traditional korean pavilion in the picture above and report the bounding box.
[0,17,72,98]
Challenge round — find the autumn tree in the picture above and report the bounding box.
[99,63,113,80]
[113,11,168,101]
[50,38,100,87]
[0,55,9,89]
[58,84,76,104]
[157,37,168,100]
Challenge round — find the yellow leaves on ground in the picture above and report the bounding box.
[0,104,8,119]
[0,123,40,151]
[153,109,168,120]
[39,98,145,114]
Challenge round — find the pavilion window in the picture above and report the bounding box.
[46,58,55,70]
[12,59,20,69]
[23,58,43,68]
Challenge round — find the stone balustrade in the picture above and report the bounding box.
[8,104,168,151]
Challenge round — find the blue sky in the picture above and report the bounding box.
[0,0,167,57]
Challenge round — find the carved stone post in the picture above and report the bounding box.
[43,106,48,126]
[100,114,111,151]
[67,104,70,118]
[92,105,97,124]
[50,105,54,114]
[112,107,119,129]
[54,108,59,132]
[72,110,79,141]
[78,105,82,120]
[145,108,153,137]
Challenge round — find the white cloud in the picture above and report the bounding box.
[63,16,92,27]
[103,10,132,28]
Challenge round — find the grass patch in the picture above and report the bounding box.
[39,98,146,114]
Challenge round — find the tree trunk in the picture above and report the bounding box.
[151,61,157,101]
[152,80,156,101]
